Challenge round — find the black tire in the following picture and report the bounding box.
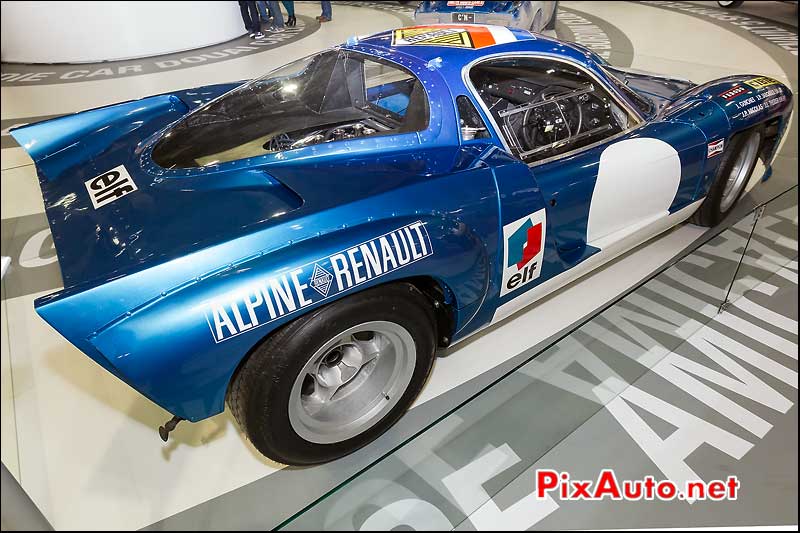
[717,0,744,8]
[545,3,558,30]
[227,282,437,465]
[692,127,763,227]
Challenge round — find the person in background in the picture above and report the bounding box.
[255,1,270,29]
[268,1,286,31]
[238,0,265,39]
[256,1,285,32]
[283,1,296,27]
[318,1,332,22]
[256,1,285,33]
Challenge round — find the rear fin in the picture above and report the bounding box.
[10,94,189,181]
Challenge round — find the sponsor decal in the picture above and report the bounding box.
[393,26,475,48]
[392,25,517,49]
[706,139,725,158]
[309,263,334,297]
[206,222,433,342]
[744,76,780,90]
[84,165,138,209]
[500,210,546,296]
[447,0,484,5]
[718,85,748,100]
[731,85,787,119]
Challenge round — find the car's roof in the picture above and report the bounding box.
[349,24,595,67]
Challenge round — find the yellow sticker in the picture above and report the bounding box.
[744,76,780,90]
[392,27,474,48]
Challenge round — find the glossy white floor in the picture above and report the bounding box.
[0,1,797,530]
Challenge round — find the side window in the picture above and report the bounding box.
[363,59,429,132]
[456,95,491,141]
[151,51,430,169]
[363,60,416,118]
[469,57,638,163]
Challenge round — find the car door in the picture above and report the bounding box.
[467,54,704,303]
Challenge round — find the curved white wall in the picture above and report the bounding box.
[1,1,246,64]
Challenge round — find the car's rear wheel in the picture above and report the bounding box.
[692,127,763,227]
[227,282,437,465]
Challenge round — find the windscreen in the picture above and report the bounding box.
[602,66,657,117]
[152,50,429,169]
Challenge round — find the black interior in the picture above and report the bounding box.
[470,59,630,162]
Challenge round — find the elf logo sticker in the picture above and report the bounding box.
[84,165,137,209]
[501,210,546,296]
[707,139,725,158]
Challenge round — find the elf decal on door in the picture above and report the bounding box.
[501,209,546,296]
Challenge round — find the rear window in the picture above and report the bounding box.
[152,50,429,169]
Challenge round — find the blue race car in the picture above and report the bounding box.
[415,1,558,33]
[11,24,793,465]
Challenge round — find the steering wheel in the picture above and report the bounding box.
[520,86,584,153]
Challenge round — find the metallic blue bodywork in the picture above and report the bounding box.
[10,27,793,422]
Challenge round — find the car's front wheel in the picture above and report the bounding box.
[227,282,437,465]
[692,127,763,227]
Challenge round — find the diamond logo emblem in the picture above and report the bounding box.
[309,263,334,297]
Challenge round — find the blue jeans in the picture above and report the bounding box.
[282,1,295,17]
[256,1,269,22]
[239,1,261,33]
[321,1,332,19]
[269,1,285,27]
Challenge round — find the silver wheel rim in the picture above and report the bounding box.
[288,321,416,444]
[720,133,760,213]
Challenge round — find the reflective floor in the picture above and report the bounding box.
[1,1,797,530]
[281,189,798,530]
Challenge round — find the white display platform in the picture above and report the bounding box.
[1,1,246,63]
